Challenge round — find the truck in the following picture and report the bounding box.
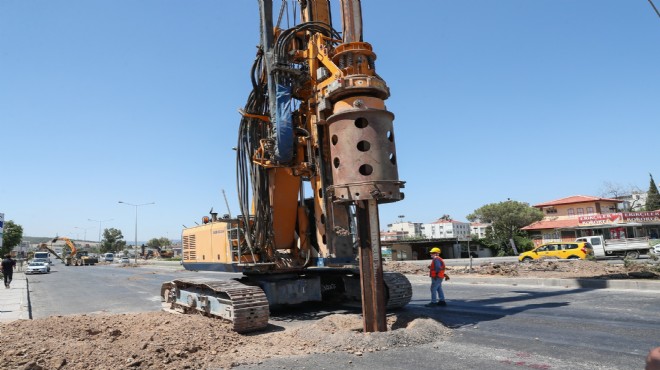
[104,253,114,262]
[33,251,52,265]
[575,235,651,259]
[161,0,412,334]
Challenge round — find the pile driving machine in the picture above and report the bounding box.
[161,0,411,333]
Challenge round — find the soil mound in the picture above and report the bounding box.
[0,311,450,370]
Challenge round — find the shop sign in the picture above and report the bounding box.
[578,211,660,226]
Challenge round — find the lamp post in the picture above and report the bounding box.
[74,226,93,241]
[88,218,113,242]
[118,201,155,263]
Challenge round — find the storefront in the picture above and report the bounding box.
[577,211,660,240]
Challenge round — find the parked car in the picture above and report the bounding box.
[651,244,660,255]
[120,256,130,264]
[26,262,49,274]
[32,258,51,272]
[519,241,594,262]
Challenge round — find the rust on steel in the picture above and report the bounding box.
[356,199,387,332]
[340,0,363,43]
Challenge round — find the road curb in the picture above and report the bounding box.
[405,274,660,292]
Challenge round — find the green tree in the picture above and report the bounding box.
[646,173,660,211]
[100,228,126,253]
[1,220,23,256]
[146,237,172,248]
[467,200,544,256]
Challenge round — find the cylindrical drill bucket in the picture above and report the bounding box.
[325,98,404,204]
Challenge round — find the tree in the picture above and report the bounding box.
[438,214,452,221]
[646,173,660,211]
[146,237,171,248]
[600,181,644,211]
[1,220,23,256]
[100,228,126,253]
[466,200,544,256]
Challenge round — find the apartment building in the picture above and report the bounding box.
[421,219,471,240]
[470,222,491,239]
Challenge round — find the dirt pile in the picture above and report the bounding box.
[385,259,660,279]
[0,312,450,370]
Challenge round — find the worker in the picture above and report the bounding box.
[426,247,449,307]
[647,347,660,370]
[1,254,16,288]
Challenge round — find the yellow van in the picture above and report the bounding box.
[519,241,593,262]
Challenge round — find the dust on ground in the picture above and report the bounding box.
[385,258,660,279]
[0,311,450,370]
[3,259,658,369]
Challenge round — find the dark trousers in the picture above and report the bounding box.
[3,271,12,286]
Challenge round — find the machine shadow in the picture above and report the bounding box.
[409,287,596,329]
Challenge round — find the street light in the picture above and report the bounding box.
[74,226,93,241]
[118,201,155,263]
[89,218,113,242]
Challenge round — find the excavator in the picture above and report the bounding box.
[161,0,411,333]
[41,237,98,266]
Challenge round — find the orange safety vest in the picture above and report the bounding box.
[429,256,445,279]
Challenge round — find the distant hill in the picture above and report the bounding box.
[22,236,182,245]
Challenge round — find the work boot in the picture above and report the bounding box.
[437,300,447,306]
[424,302,437,307]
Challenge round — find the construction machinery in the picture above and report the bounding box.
[161,0,410,333]
[44,237,98,266]
[154,246,174,258]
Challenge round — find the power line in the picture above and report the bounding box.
[649,0,660,18]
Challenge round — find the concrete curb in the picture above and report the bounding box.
[0,272,31,323]
[405,274,660,291]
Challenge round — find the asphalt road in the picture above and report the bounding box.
[27,261,660,369]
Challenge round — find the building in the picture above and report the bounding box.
[615,192,647,212]
[386,221,422,239]
[381,217,494,260]
[522,195,660,245]
[470,222,491,239]
[421,219,470,240]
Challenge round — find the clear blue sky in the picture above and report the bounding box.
[1,1,659,241]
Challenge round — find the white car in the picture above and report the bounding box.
[32,258,51,272]
[120,256,130,264]
[26,262,49,274]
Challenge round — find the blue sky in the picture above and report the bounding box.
[1,1,659,241]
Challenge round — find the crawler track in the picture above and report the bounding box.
[161,278,270,333]
[383,272,413,309]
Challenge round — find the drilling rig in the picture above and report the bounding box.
[161,0,410,333]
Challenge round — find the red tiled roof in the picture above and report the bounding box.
[533,195,622,208]
[521,218,580,231]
